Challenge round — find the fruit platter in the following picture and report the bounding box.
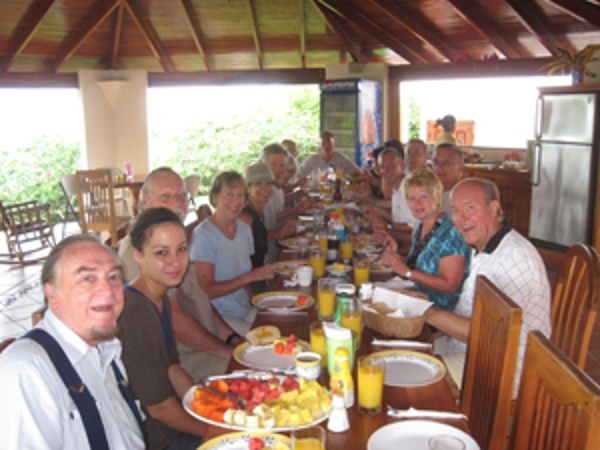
[183,372,332,432]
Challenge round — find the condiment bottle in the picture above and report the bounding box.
[329,347,354,408]
[327,393,350,432]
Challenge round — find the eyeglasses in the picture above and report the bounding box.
[432,158,459,167]
[149,191,189,203]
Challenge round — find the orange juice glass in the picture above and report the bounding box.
[340,311,363,346]
[358,356,385,414]
[309,321,327,366]
[354,259,370,287]
[310,250,326,278]
[340,240,354,261]
[317,278,336,320]
[318,234,328,253]
[292,426,325,450]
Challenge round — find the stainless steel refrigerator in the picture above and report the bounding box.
[529,88,598,250]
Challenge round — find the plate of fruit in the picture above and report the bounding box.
[184,372,332,432]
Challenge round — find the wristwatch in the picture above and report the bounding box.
[405,270,413,280]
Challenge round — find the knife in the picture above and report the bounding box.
[387,406,467,421]
[371,338,432,349]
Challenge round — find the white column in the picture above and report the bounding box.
[78,70,149,177]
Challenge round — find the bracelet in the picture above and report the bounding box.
[405,270,413,280]
[226,332,242,346]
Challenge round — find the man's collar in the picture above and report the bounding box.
[478,220,511,254]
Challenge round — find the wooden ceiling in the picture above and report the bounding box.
[1,0,600,86]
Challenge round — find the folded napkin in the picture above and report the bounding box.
[363,286,433,318]
[371,338,432,349]
[374,276,416,290]
[387,406,467,421]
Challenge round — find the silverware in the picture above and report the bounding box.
[387,406,467,421]
[371,338,432,349]
[258,309,308,316]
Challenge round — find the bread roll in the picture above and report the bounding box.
[246,325,281,346]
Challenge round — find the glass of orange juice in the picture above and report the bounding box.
[339,240,354,262]
[317,278,336,320]
[317,229,328,253]
[309,321,327,366]
[340,298,362,346]
[358,356,385,415]
[310,249,326,278]
[292,425,326,450]
[353,258,370,287]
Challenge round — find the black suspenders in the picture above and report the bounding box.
[24,328,145,449]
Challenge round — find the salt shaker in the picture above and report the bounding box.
[327,393,350,432]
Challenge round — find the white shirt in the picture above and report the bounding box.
[391,185,418,228]
[263,186,285,263]
[298,152,359,177]
[445,228,551,393]
[0,310,145,450]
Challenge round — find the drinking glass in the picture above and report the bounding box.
[339,297,362,346]
[353,259,370,287]
[309,321,327,366]
[310,249,326,278]
[357,356,385,415]
[339,240,354,262]
[292,425,326,450]
[317,278,336,320]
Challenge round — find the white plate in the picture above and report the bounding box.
[251,291,314,311]
[368,420,480,450]
[363,350,446,387]
[233,339,310,370]
[199,431,291,450]
[326,264,352,277]
[274,261,310,277]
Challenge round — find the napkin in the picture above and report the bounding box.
[387,406,467,421]
[374,276,416,290]
[363,286,433,318]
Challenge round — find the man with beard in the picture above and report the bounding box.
[0,235,145,449]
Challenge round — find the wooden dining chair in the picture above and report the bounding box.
[550,243,600,369]
[509,330,600,450]
[460,275,522,450]
[75,169,130,247]
[58,174,80,237]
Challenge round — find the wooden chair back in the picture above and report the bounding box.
[509,331,600,450]
[75,169,130,246]
[461,275,522,450]
[551,243,600,369]
[59,174,80,237]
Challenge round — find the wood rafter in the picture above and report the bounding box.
[550,0,600,29]
[323,0,428,64]
[111,4,125,69]
[53,0,119,72]
[300,0,306,68]
[121,0,173,72]
[446,0,523,59]
[309,0,369,63]
[175,0,211,70]
[506,0,568,55]
[371,0,460,62]
[2,0,55,72]
[246,0,263,69]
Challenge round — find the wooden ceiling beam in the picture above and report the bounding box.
[446,0,523,59]
[53,0,119,72]
[110,4,125,69]
[309,0,370,63]
[300,0,307,69]
[121,0,173,72]
[322,0,428,64]
[550,0,600,29]
[175,0,211,71]
[246,0,263,69]
[371,0,460,62]
[2,0,55,72]
[506,0,570,55]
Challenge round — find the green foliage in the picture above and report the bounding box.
[0,136,80,221]
[155,85,320,188]
[408,96,421,139]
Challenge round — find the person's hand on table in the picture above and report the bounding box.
[374,230,397,253]
[381,250,409,277]
[248,264,276,282]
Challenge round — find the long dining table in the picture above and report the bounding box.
[199,243,471,448]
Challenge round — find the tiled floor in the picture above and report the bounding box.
[1,225,599,386]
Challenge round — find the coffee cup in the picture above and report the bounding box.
[297,265,314,287]
[295,351,322,381]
